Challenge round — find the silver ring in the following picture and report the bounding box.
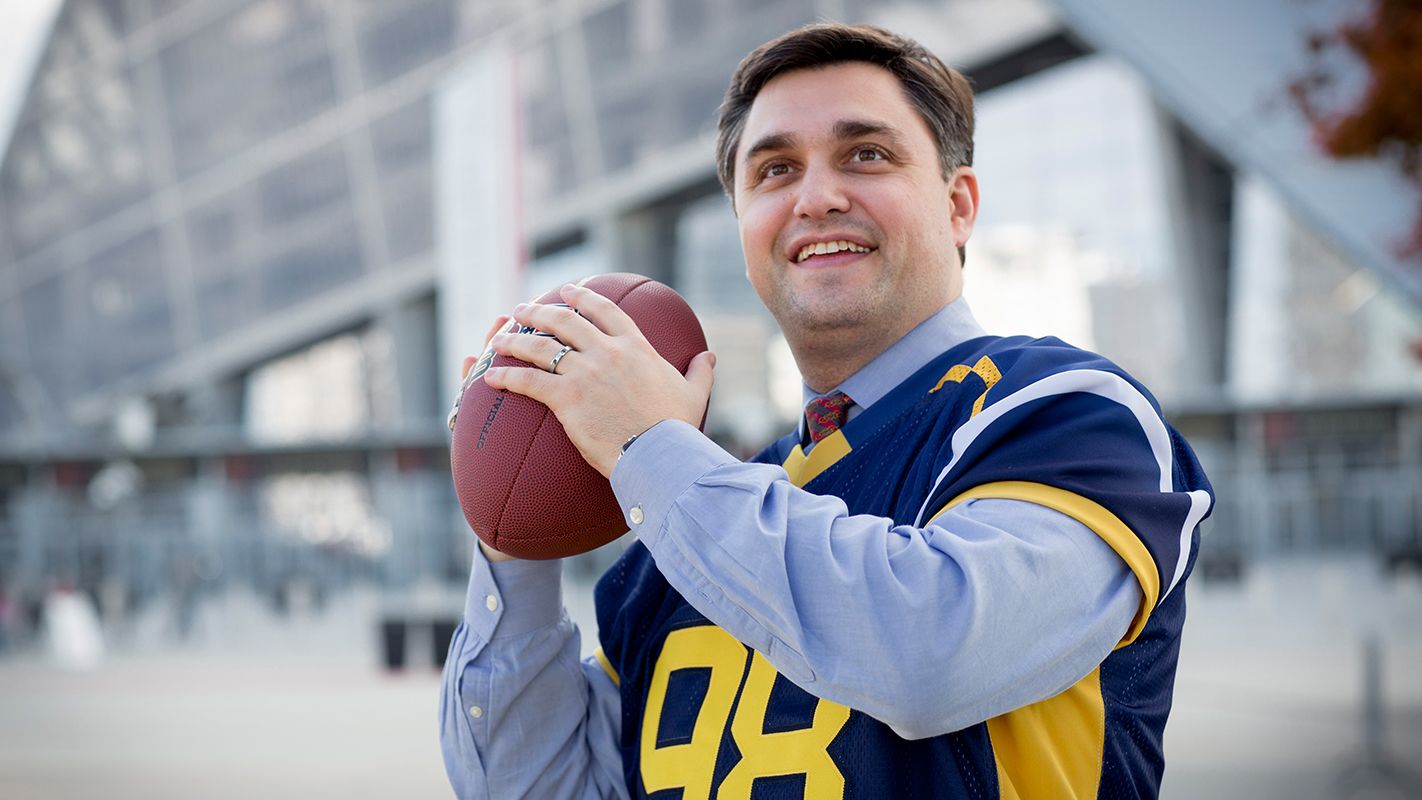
[548,345,573,374]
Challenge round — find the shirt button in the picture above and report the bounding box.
[629,505,645,525]
[469,705,484,719]
[484,595,498,612]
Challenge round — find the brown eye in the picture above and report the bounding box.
[855,147,884,161]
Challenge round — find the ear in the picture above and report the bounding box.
[946,166,979,250]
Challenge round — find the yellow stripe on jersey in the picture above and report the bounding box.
[987,666,1106,800]
[929,481,1159,648]
[593,646,620,687]
[780,429,852,488]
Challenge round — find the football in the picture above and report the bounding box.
[449,273,708,560]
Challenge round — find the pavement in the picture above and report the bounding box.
[0,590,451,800]
[0,555,1418,799]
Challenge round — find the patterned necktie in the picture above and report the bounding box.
[804,390,854,445]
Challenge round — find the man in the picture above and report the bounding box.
[441,23,1212,799]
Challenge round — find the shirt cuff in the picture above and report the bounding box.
[462,545,565,642]
[609,419,738,549]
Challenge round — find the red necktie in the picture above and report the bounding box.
[804,391,853,444]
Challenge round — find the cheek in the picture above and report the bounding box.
[738,227,771,294]
[892,187,953,245]
[737,199,787,263]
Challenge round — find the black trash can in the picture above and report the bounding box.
[380,618,407,671]
[432,619,459,669]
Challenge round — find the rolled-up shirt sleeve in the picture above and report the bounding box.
[439,548,626,799]
[611,419,1141,740]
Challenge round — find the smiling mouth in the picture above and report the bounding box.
[795,240,874,263]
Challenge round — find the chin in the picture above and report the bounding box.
[786,305,876,338]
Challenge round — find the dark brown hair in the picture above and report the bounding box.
[716,23,976,198]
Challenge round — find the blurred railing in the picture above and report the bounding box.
[1202,463,1421,553]
[2,427,1420,654]
[0,465,469,655]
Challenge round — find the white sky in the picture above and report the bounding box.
[0,0,61,156]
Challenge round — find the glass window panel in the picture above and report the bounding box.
[381,173,432,264]
[0,213,13,266]
[518,39,563,139]
[720,0,816,61]
[257,143,351,231]
[523,137,578,210]
[668,0,708,41]
[186,182,260,325]
[160,0,337,177]
[354,0,457,88]
[188,191,246,268]
[148,0,195,22]
[197,271,254,341]
[0,295,30,434]
[246,333,372,441]
[0,375,18,433]
[369,97,431,188]
[459,0,524,39]
[1,65,152,259]
[669,68,728,142]
[597,93,652,173]
[582,1,633,74]
[518,39,576,204]
[44,1,126,70]
[19,273,74,403]
[258,215,364,311]
[91,0,145,35]
[675,193,756,312]
[78,227,174,388]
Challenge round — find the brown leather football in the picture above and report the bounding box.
[449,273,708,560]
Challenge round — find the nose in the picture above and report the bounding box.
[792,162,850,219]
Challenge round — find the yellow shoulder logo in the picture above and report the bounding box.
[929,355,1001,417]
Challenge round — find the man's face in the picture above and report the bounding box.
[733,62,970,360]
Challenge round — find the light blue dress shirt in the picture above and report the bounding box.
[439,298,1142,799]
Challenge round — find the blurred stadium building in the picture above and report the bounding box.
[0,0,1419,649]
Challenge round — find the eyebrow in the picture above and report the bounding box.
[831,119,907,148]
[741,118,909,170]
[742,132,796,167]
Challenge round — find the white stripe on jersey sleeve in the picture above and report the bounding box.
[912,368,1211,601]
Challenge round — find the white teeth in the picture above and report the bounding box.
[796,240,871,262]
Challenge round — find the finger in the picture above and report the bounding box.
[461,355,478,379]
[562,283,640,338]
[483,364,558,406]
[492,331,575,372]
[685,351,716,403]
[685,351,716,394]
[483,314,513,349]
[512,300,602,350]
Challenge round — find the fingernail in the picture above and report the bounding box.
[513,303,528,314]
[709,352,717,369]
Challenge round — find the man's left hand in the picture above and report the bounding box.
[482,283,716,478]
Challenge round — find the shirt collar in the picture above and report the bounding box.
[800,296,987,421]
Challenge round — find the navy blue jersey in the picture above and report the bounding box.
[594,335,1212,799]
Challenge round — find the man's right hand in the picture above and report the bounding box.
[462,315,519,563]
